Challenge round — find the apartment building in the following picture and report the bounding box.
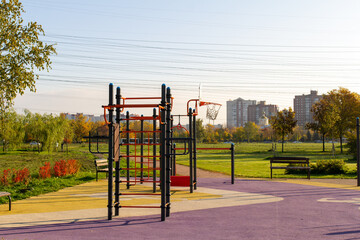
[226,98,256,128]
[293,90,322,126]
[248,101,278,125]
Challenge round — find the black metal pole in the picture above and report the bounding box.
[160,84,166,221]
[166,87,172,217]
[189,108,193,193]
[140,115,144,184]
[231,143,235,184]
[170,115,174,176]
[173,143,176,175]
[126,111,130,189]
[153,108,157,193]
[193,109,197,190]
[115,87,121,216]
[107,83,114,220]
[357,117,360,187]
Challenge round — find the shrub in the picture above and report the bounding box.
[311,159,348,174]
[67,159,80,175]
[53,160,68,177]
[0,169,12,186]
[53,159,80,177]
[12,168,31,185]
[39,162,51,179]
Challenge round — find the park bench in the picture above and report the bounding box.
[94,159,114,181]
[0,192,11,211]
[270,157,310,179]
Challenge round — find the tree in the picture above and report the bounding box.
[310,98,340,155]
[24,111,68,152]
[0,0,56,112]
[270,108,297,152]
[243,122,259,142]
[195,119,206,143]
[324,88,360,153]
[232,127,244,142]
[0,109,24,151]
[307,100,332,152]
[71,114,93,143]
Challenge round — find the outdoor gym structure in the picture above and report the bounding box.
[98,83,235,221]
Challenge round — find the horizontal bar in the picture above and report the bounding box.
[122,143,161,146]
[120,206,160,209]
[121,168,161,170]
[121,180,161,183]
[174,148,231,150]
[120,193,161,196]
[121,130,161,133]
[121,155,161,158]
[169,138,191,141]
[110,104,160,108]
[124,97,162,100]
[121,117,160,121]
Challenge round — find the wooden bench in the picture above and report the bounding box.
[270,157,310,179]
[0,192,11,211]
[95,159,111,181]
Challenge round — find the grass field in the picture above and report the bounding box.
[0,141,356,204]
[176,142,356,179]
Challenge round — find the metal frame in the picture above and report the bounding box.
[104,84,171,221]
[102,83,235,221]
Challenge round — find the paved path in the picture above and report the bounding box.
[1,177,360,239]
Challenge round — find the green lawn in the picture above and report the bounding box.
[0,141,356,204]
[0,143,97,203]
[176,142,356,179]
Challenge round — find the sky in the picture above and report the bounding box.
[13,0,360,125]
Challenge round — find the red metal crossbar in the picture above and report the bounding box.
[121,130,161,133]
[121,180,161,183]
[122,143,161,146]
[121,116,160,121]
[121,168,161,171]
[174,148,230,150]
[121,155,161,158]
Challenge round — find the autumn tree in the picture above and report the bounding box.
[71,114,92,143]
[243,122,259,142]
[324,88,360,153]
[310,97,340,154]
[232,127,244,142]
[0,0,56,120]
[270,108,297,152]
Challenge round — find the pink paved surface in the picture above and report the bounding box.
[2,178,360,240]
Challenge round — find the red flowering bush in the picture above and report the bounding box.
[53,159,80,177]
[0,169,12,186]
[53,160,68,177]
[66,159,80,175]
[12,168,31,185]
[39,162,51,179]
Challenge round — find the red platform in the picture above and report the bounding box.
[170,176,190,187]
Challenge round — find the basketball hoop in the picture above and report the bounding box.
[199,101,222,123]
[206,104,221,121]
[186,99,221,123]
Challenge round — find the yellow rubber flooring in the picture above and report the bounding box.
[0,180,220,215]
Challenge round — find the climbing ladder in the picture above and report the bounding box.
[103,84,172,221]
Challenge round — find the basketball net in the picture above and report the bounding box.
[206,104,221,124]
[199,101,222,124]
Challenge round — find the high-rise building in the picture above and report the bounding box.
[293,90,322,126]
[248,101,278,125]
[226,98,256,128]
